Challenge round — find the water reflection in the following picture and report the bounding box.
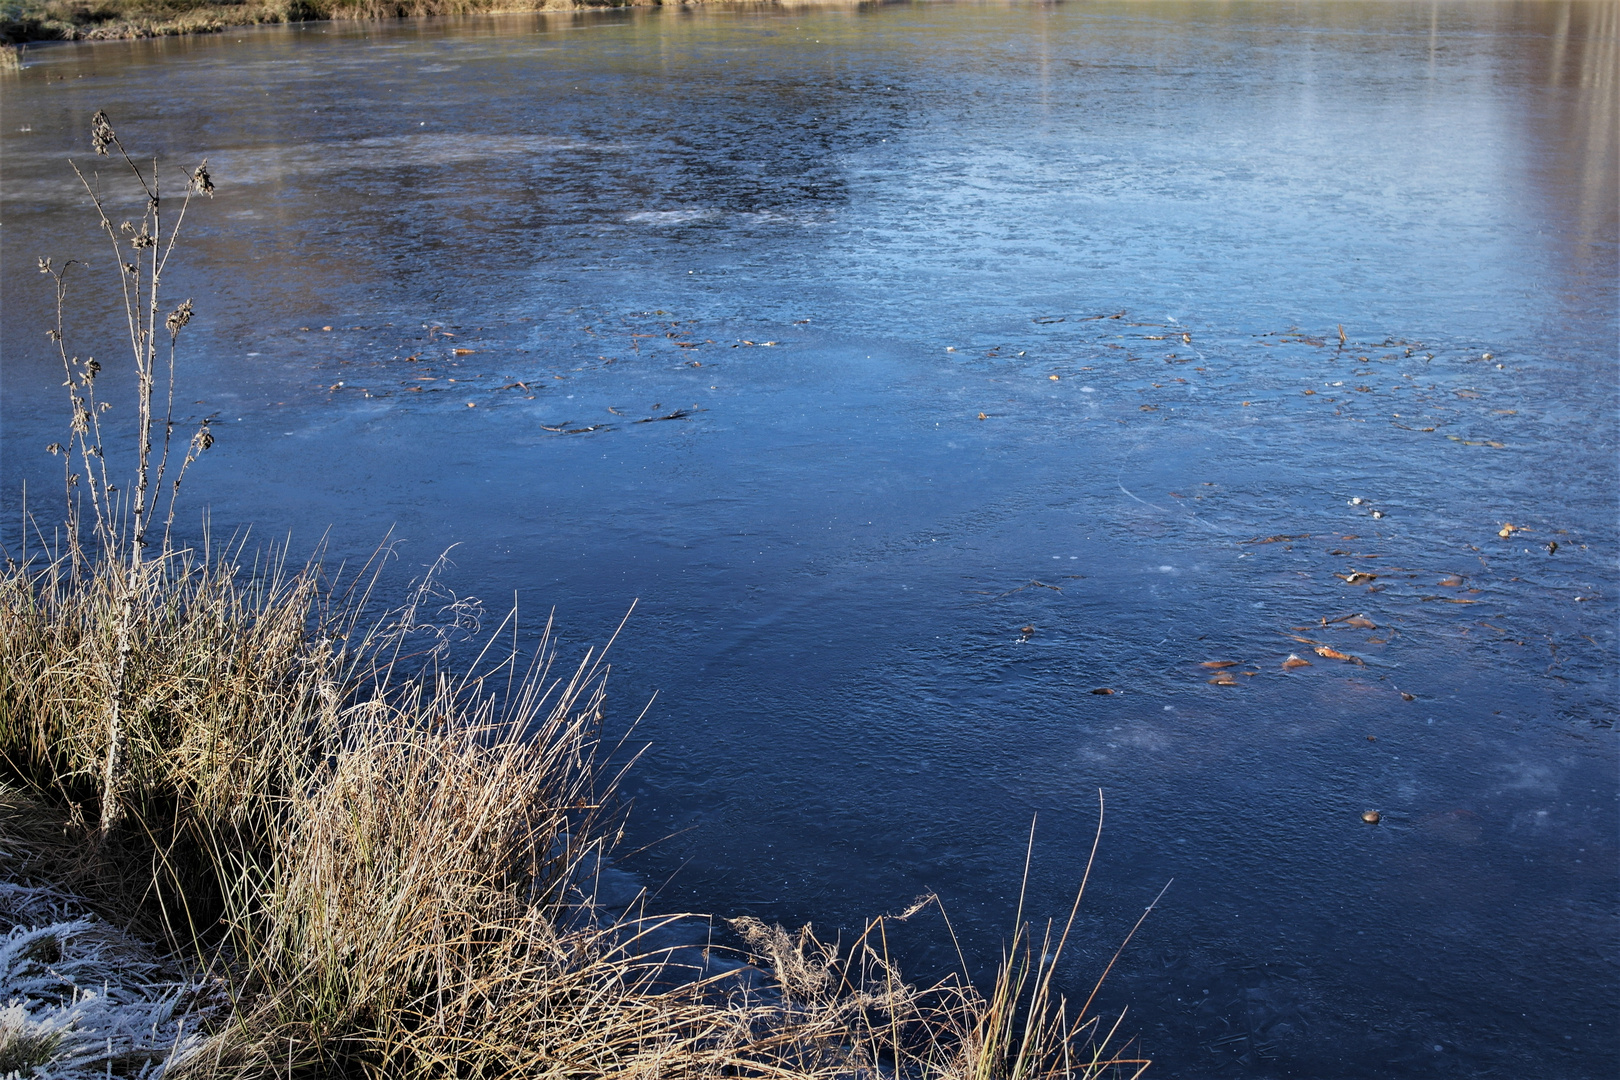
[1521,0,1618,303]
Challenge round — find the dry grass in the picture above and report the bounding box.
[1,0,694,45]
[0,549,1151,1078]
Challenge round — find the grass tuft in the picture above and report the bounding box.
[1,549,1151,1078]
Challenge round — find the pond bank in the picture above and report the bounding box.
[1,0,799,45]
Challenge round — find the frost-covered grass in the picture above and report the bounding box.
[0,885,213,1078]
[1,786,217,1079]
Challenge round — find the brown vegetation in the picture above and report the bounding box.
[2,0,682,45]
[0,542,1153,1078]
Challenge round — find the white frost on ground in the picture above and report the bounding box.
[0,882,215,1079]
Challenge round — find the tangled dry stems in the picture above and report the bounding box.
[0,549,1148,1078]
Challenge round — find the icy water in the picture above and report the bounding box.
[2,2,1616,1075]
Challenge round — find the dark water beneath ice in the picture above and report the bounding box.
[2,3,1616,1075]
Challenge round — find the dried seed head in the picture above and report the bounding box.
[189,422,214,456]
[123,262,137,276]
[85,358,101,378]
[71,408,90,435]
[166,299,194,335]
[130,228,157,250]
[120,221,135,234]
[45,442,63,456]
[91,110,114,155]
[37,257,51,273]
[189,162,214,197]
[897,895,933,920]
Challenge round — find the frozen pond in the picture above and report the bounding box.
[2,3,1615,1075]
